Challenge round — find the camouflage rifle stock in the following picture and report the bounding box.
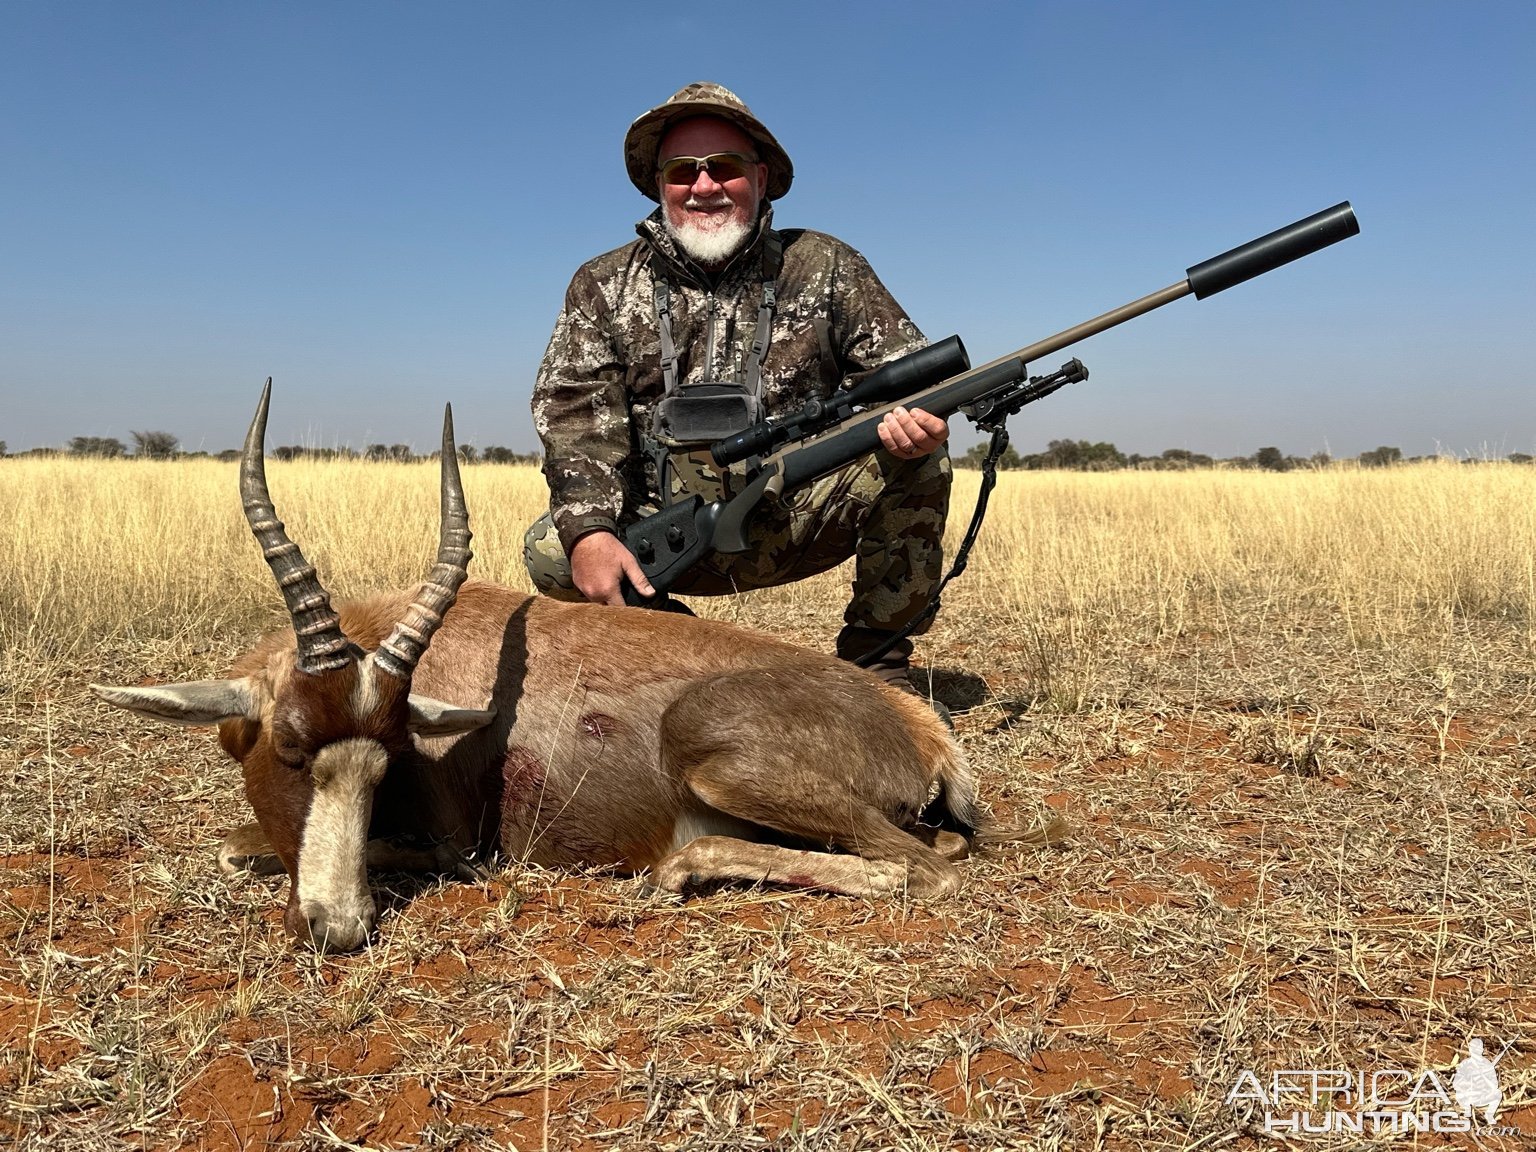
[622,201,1360,606]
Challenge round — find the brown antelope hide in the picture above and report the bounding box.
[91,384,1064,951]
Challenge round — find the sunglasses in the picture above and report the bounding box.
[657,152,759,186]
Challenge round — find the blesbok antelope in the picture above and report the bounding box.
[91,385,1063,950]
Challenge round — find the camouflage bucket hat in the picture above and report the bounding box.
[624,82,793,203]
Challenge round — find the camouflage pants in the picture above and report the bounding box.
[523,449,951,633]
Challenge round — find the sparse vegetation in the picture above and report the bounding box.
[1251,445,1286,471]
[365,443,413,462]
[479,445,543,465]
[2,458,1534,1149]
[130,429,180,459]
[67,436,126,458]
[1358,444,1404,468]
[952,440,1527,470]
[28,431,1526,471]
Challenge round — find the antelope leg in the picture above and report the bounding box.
[650,834,957,899]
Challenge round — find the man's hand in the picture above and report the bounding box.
[877,406,949,459]
[569,530,655,606]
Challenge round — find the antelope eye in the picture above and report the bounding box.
[271,731,307,770]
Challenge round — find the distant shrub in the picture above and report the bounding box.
[479,446,543,465]
[70,436,126,458]
[132,430,180,459]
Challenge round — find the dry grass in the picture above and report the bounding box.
[3,456,1535,1150]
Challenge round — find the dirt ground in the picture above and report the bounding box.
[5,592,1536,1150]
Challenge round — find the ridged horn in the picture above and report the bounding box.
[240,379,352,675]
[373,404,473,681]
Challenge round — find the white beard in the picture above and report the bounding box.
[665,198,755,266]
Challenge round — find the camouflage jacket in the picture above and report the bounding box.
[532,207,927,552]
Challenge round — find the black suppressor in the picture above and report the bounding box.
[1186,202,1359,300]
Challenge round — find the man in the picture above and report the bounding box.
[525,82,951,693]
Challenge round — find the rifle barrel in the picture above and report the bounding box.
[967,281,1191,377]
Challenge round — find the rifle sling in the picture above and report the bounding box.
[852,426,1010,671]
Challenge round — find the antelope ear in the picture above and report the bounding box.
[90,679,262,727]
[406,694,496,737]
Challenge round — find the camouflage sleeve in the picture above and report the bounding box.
[531,264,632,553]
[830,244,928,375]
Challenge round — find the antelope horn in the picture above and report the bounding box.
[374,404,472,681]
[240,379,352,675]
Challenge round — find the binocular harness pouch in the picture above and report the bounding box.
[652,381,764,445]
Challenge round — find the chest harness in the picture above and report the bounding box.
[645,231,785,505]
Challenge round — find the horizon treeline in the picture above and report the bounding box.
[3,434,1533,469]
[2,435,542,465]
[954,440,1535,470]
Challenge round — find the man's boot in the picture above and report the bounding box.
[836,625,952,728]
[836,625,916,691]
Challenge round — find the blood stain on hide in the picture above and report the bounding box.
[580,712,619,740]
[502,746,546,810]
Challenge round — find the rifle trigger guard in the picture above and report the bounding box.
[711,466,780,555]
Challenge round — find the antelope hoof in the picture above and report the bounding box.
[931,830,971,862]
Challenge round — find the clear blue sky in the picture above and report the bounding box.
[3,1,1531,458]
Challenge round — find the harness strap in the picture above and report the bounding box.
[649,231,782,403]
[744,276,777,398]
[650,252,682,396]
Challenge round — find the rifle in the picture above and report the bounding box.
[621,201,1360,607]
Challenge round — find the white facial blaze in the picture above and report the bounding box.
[296,739,388,949]
[351,655,382,719]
